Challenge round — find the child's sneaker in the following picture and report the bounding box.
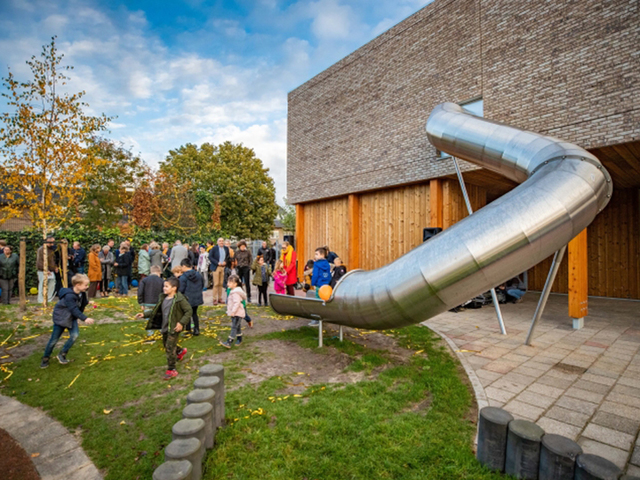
[164,369,178,380]
[235,336,243,346]
[177,348,188,361]
[57,353,70,365]
[40,357,50,369]
[219,339,233,349]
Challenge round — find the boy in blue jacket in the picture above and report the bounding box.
[40,274,95,368]
[308,247,331,326]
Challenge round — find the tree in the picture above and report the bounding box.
[160,141,278,239]
[280,197,296,233]
[80,138,149,229]
[0,37,111,306]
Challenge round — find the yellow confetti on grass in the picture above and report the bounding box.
[103,409,113,414]
[0,333,13,346]
[66,372,81,389]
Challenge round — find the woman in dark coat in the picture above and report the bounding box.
[0,245,19,304]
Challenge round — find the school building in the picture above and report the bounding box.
[286,0,640,317]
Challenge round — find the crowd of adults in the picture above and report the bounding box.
[0,236,301,306]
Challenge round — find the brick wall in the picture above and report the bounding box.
[287,0,640,204]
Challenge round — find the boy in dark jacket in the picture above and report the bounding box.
[330,257,347,288]
[309,247,331,326]
[138,265,165,336]
[137,277,190,379]
[235,240,253,303]
[113,246,132,296]
[40,274,95,368]
[178,259,204,335]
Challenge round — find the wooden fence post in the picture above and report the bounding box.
[19,237,26,311]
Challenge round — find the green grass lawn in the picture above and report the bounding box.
[0,298,505,480]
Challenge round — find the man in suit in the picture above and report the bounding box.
[208,237,230,304]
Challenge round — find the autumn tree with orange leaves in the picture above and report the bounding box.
[0,37,111,306]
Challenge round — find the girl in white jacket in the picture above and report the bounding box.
[220,275,246,348]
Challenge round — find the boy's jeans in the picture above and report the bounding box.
[43,320,79,358]
[507,288,525,300]
[117,275,128,295]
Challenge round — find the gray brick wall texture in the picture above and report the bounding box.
[287,0,640,204]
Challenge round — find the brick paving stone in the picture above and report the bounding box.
[521,360,554,372]
[513,345,539,357]
[630,445,640,466]
[618,376,640,389]
[511,365,547,378]
[483,360,518,374]
[466,355,493,368]
[600,401,640,421]
[573,379,614,394]
[525,382,565,399]
[627,465,640,477]
[502,353,531,364]
[479,346,513,360]
[582,423,635,450]
[545,369,580,382]
[515,390,556,410]
[488,399,505,408]
[587,367,621,379]
[565,387,606,404]
[556,396,599,416]
[536,417,582,440]
[485,387,517,403]
[503,399,544,421]
[578,439,629,469]
[546,406,591,427]
[606,391,640,409]
[475,369,503,383]
[538,374,577,390]
[591,411,640,436]
[490,377,529,394]
[54,462,103,480]
[581,373,617,386]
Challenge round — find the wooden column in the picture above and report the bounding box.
[295,204,305,283]
[19,237,26,311]
[61,240,69,288]
[568,229,588,327]
[348,194,360,270]
[430,179,444,229]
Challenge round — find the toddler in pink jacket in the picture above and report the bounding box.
[273,259,287,295]
[220,275,246,348]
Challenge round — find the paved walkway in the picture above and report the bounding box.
[0,395,102,480]
[425,293,640,476]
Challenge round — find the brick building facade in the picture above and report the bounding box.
[287,0,640,300]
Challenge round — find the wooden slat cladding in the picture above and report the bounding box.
[300,197,349,268]
[590,141,640,189]
[529,188,640,299]
[443,180,487,227]
[359,184,431,270]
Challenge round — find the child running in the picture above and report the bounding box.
[220,275,246,348]
[136,277,190,379]
[40,274,95,368]
[273,259,287,295]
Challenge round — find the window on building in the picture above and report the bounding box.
[438,98,483,159]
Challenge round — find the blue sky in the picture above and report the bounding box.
[0,0,432,203]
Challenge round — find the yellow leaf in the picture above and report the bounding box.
[31,453,40,458]
[103,409,112,415]
[120,421,126,425]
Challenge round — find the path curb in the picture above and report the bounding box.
[0,394,102,480]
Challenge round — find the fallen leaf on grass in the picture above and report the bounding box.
[120,421,126,425]
[103,409,112,415]
[31,453,40,458]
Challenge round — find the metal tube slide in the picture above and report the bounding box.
[270,103,612,330]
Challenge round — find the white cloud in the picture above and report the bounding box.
[310,0,353,40]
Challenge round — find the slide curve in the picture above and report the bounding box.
[270,103,612,330]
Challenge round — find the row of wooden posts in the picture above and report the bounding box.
[152,364,225,480]
[10,237,73,310]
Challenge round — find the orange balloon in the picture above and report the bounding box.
[318,285,333,301]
